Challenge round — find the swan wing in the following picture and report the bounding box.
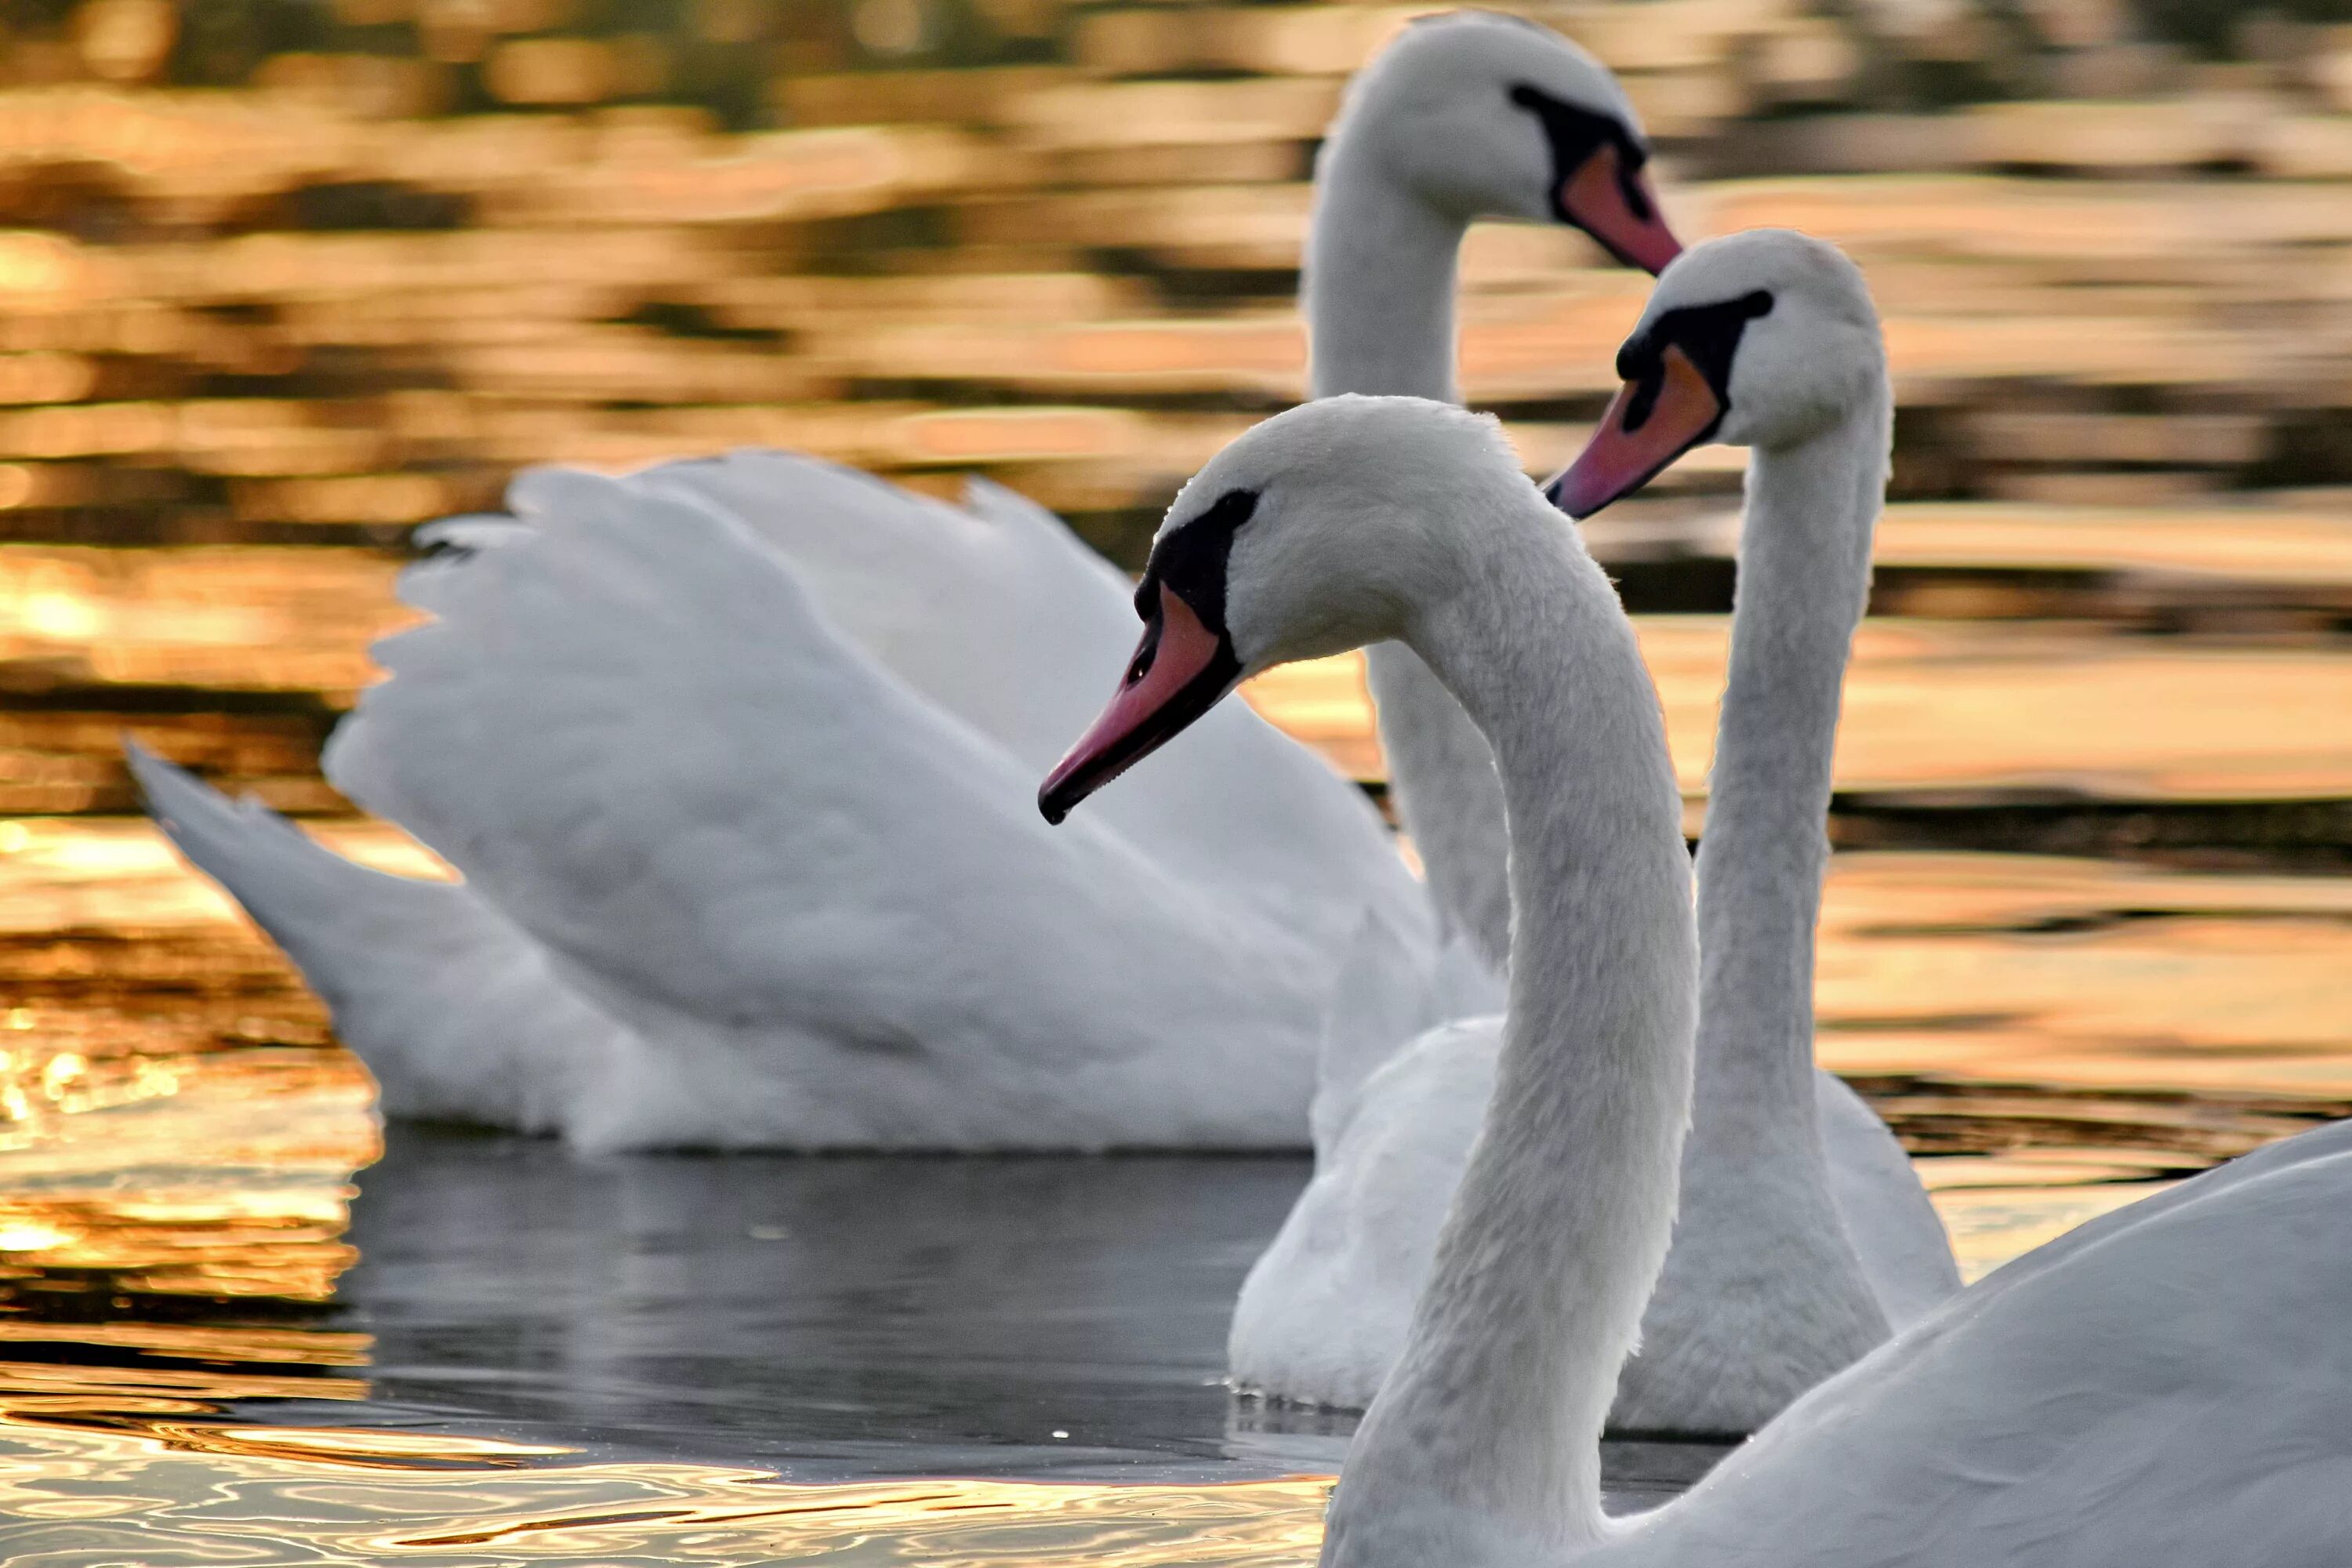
[1312,918,1504,1152]
[602,455,1109,773]
[126,742,628,1136]
[325,469,1323,1149]
[1817,1071,1962,1327]
[598,452,1436,968]
[1229,1017,1503,1408]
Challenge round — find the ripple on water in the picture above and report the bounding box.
[0,1422,1331,1564]
[0,819,2341,1552]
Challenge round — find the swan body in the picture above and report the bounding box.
[1230,1020,1944,1413]
[1057,241,2352,1568]
[135,13,1680,1150]
[138,459,1422,1149]
[1240,132,1957,1423]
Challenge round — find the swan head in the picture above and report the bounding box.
[1550,227,1886,517]
[1334,10,1680,273]
[1040,397,1520,823]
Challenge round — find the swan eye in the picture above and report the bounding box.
[1125,619,1162,684]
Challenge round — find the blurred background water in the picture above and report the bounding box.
[0,0,2347,1559]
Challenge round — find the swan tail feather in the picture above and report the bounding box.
[125,739,610,1135]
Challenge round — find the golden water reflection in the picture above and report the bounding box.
[0,1423,1329,1565]
[0,815,386,1430]
[1929,1180,2172,1287]
[1246,619,2352,795]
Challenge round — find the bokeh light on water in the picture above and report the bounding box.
[0,0,2346,1557]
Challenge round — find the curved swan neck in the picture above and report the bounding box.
[1305,137,1463,403]
[1304,130,1517,967]
[1687,391,1886,1177]
[1363,641,1514,966]
[1321,494,1697,1567]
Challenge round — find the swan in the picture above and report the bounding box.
[1231,195,1958,1423]
[128,12,1680,1151]
[1045,249,2352,1568]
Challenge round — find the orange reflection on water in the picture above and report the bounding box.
[0,816,386,1377]
[0,546,407,696]
[1245,619,2352,798]
[1817,852,2352,1107]
[1929,1180,2170,1287]
[1867,503,2352,589]
[0,1419,1330,1565]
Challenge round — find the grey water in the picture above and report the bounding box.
[275,1130,1723,1505]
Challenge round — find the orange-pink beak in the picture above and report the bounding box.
[1040,582,1240,824]
[1561,144,1681,276]
[1549,344,1723,519]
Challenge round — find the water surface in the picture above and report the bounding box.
[2,815,2346,1562]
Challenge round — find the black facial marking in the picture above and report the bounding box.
[1133,487,1258,636]
[1508,83,1652,226]
[1037,486,1259,822]
[1615,289,1774,435]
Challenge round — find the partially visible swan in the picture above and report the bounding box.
[131,12,1680,1151]
[1231,201,1956,1423]
[1046,249,2352,1568]
[131,464,1419,1150]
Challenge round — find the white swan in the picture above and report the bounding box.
[1231,187,1958,1422]
[1047,250,2352,1568]
[129,12,1679,1152]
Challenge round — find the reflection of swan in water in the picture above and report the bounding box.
[1229,225,1955,1425]
[339,1127,1310,1476]
[1047,254,2352,1568]
[337,1127,1723,1496]
[129,12,1682,1152]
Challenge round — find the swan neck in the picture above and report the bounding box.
[1363,641,1513,969]
[1689,394,1886,1175]
[1305,140,1463,404]
[1322,496,1697,1564]
[1307,134,1513,968]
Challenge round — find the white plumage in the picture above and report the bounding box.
[1237,194,1959,1427]
[137,456,1424,1150]
[1112,252,2352,1568]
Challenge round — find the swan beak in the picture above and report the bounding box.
[1040,581,1242,824]
[1559,145,1681,276]
[1547,345,1722,519]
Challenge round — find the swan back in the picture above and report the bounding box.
[1621,1145,2352,1568]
